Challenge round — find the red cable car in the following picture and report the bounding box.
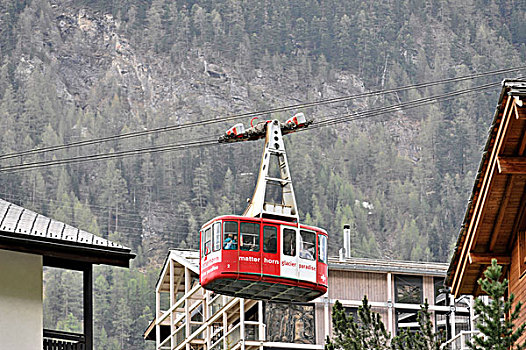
[200,116,328,302]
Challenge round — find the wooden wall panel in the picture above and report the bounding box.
[315,303,326,345]
[509,237,526,345]
[423,276,435,303]
[328,270,387,302]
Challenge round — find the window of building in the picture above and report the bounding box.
[434,277,447,306]
[263,226,278,253]
[435,310,471,338]
[283,228,296,256]
[299,230,316,260]
[455,314,470,334]
[240,222,260,251]
[395,309,419,333]
[343,306,359,322]
[435,311,448,335]
[395,275,423,304]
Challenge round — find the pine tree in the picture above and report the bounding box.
[391,300,444,350]
[325,297,390,350]
[468,259,526,350]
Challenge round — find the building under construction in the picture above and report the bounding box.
[143,248,472,350]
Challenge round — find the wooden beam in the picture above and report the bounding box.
[469,252,511,265]
[507,185,526,252]
[471,265,485,296]
[497,156,526,174]
[515,96,524,109]
[452,96,513,297]
[0,234,133,267]
[518,122,526,155]
[514,102,526,120]
[489,175,515,251]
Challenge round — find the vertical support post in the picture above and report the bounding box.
[169,259,175,348]
[469,296,475,332]
[185,267,191,350]
[223,304,228,350]
[450,294,456,340]
[324,297,330,341]
[240,298,245,350]
[83,265,93,350]
[206,291,211,350]
[156,281,160,349]
[387,272,393,335]
[258,300,265,341]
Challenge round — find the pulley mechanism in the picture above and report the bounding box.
[219,113,313,222]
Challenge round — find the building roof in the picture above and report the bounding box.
[155,249,199,293]
[329,256,448,276]
[446,79,526,296]
[0,198,135,267]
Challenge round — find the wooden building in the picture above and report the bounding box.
[0,198,135,349]
[144,249,470,349]
[328,257,471,340]
[446,79,526,344]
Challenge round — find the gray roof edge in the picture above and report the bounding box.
[328,262,447,276]
[0,198,132,253]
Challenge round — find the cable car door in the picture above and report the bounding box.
[222,220,239,279]
[238,221,261,279]
[281,227,299,281]
[262,224,280,279]
[298,229,317,284]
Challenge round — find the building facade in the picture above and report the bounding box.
[0,198,135,349]
[145,250,471,349]
[447,80,526,346]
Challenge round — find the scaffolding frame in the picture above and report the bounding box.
[153,250,267,350]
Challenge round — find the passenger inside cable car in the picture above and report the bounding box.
[224,234,237,249]
[240,222,259,251]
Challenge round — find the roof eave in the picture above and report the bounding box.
[0,231,135,267]
[446,79,526,291]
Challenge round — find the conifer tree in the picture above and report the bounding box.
[391,301,443,350]
[468,259,526,350]
[325,297,390,350]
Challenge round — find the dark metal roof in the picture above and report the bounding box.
[0,198,135,267]
[329,256,448,276]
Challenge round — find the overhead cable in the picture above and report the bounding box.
[1,65,524,161]
[0,81,502,173]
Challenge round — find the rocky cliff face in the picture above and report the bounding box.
[15,3,420,153]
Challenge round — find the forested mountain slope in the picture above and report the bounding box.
[0,0,525,348]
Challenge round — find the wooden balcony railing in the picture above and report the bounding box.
[43,329,86,350]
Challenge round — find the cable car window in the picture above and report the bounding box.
[263,226,278,253]
[204,227,212,256]
[299,230,315,260]
[200,231,204,257]
[223,221,238,250]
[240,222,260,251]
[318,234,327,263]
[213,222,221,252]
[283,228,296,256]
